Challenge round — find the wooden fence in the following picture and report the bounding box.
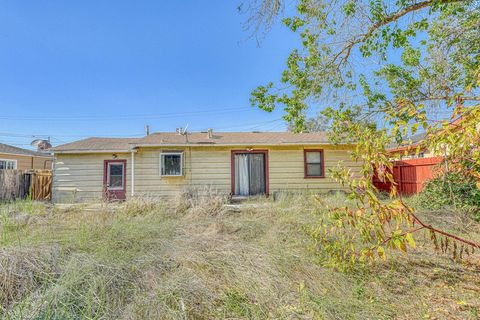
[0,170,52,201]
[373,157,444,195]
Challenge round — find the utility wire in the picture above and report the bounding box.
[190,118,284,132]
[0,118,287,148]
[0,132,145,138]
[0,107,255,121]
[0,118,285,139]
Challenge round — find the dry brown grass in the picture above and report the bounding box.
[0,193,479,319]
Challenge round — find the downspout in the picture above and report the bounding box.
[131,150,135,197]
[189,146,192,185]
[51,152,55,203]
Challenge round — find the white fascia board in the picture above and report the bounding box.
[53,149,137,154]
[0,151,52,158]
[133,142,341,147]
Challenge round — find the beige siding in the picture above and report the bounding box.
[0,153,52,170]
[53,153,131,203]
[269,147,360,192]
[32,156,53,169]
[53,145,360,203]
[134,147,232,197]
[134,148,187,197]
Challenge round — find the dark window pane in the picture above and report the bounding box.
[307,164,322,176]
[109,175,123,188]
[162,154,182,175]
[108,163,124,188]
[110,164,123,175]
[0,161,14,169]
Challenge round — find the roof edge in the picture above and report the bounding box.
[53,149,136,154]
[133,142,344,147]
[0,151,52,158]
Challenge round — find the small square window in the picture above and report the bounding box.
[304,150,324,178]
[160,153,183,176]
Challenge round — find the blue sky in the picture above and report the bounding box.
[0,1,304,148]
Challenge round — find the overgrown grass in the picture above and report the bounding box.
[0,193,479,319]
[408,172,480,221]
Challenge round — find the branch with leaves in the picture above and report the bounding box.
[248,0,480,268]
[311,105,480,269]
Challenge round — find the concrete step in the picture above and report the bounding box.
[230,196,249,204]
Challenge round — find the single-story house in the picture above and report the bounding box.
[0,143,53,170]
[388,117,469,160]
[51,131,360,203]
[387,132,433,160]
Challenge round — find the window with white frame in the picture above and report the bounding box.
[107,162,125,190]
[0,159,17,170]
[160,152,183,176]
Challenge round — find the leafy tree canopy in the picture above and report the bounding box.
[246,0,480,268]
[287,112,329,132]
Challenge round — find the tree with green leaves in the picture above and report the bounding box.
[246,0,480,268]
[287,112,329,132]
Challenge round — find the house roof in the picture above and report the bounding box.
[0,143,51,157]
[387,132,426,153]
[137,132,329,146]
[387,116,466,153]
[52,137,141,153]
[52,132,333,153]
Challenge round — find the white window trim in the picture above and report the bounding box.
[107,162,125,191]
[159,152,184,177]
[0,159,17,170]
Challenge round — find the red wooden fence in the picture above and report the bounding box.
[373,157,444,195]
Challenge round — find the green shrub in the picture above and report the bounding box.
[415,172,480,218]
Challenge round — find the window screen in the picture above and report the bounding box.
[108,163,124,189]
[161,153,183,176]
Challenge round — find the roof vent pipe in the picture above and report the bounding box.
[207,128,213,139]
[145,125,150,136]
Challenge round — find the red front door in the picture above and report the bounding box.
[103,160,127,201]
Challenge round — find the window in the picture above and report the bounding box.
[160,152,183,176]
[304,150,324,178]
[0,159,17,170]
[107,162,124,190]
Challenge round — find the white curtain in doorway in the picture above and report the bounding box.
[235,154,249,196]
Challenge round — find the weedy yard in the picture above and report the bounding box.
[0,193,479,319]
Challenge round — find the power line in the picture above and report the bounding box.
[0,132,46,138]
[263,122,286,132]
[0,119,284,138]
[190,118,284,132]
[0,141,34,146]
[0,118,287,146]
[0,107,254,122]
[0,132,145,138]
